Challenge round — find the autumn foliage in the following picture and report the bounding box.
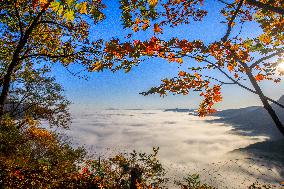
[1,0,284,188]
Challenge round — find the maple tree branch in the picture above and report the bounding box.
[10,92,30,117]
[246,0,284,15]
[217,0,233,6]
[250,49,284,68]
[202,75,236,85]
[199,58,284,108]
[38,20,71,30]
[20,49,101,60]
[20,53,77,60]
[0,1,52,116]
[139,50,284,108]
[13,0,23,39]
[221,0,244,42]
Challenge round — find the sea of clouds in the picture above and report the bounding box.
[54,109,282,188]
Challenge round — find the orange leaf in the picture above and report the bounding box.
[178,71,186,77]
[228,65,234,72]
[234,73,239,78]
[255,74,264,81]
[176,58,183,64]
[154,23,162,34]
[258,33,271,45]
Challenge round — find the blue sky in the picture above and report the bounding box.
[52,0,284,111]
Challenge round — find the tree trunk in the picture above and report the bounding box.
[246,69,284,136]
[0,3,49,118]
[130,166,142,189]
[0,58,19,117]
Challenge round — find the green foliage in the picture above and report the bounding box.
[175,174,216,189]
[8,64,71,128]
[67,147,168,188]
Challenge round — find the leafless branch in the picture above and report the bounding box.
[216,0,233,6]
[250,49,284,68]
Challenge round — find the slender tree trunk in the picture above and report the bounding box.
[130,166,142,189]
[0,3,50,118]
[0,49,22,117]
[246,69,284,136]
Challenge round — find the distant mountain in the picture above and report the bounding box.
[164,108,195,113]
[209,95,284,140]
[233,138,284,177]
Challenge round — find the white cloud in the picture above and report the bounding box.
[56,109,281,188]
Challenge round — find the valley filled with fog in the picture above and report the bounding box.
[56,106,284,188]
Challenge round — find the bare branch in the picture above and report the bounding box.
[250,49,284,68]
[202,74,236,85]
[216,0,233,6]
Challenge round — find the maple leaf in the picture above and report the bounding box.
[148,0,158,7]
[178,71,186,77]
[50,1,61,12]
[90,62,104,71]
[176,58,183,64]
[32,0,39,9]
[255,74,264,81]
[63,9,75,21]
[195,55,204,62]
[258,34,271,45]
[76,2,88,14]
[66,0,74,7]
[39,0,48,9]
[228,65,234,72]
[154,23,162,34]
[234,73,239,78]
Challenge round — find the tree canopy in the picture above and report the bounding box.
[1,1,284,188]
[0,0,284,134]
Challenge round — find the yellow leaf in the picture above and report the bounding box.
[125,67,131,73]
[176,58,183,64]
[63,9,75,21]
[66,0,74,7]
[195,55,204,62]
[258,33,271,44]
[79,2,88,14]
[57,5,64,15]
[90,62,103,71]
[148,0,158,7]
[50,1,61,12]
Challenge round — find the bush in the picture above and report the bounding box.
[0,118,85,188]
